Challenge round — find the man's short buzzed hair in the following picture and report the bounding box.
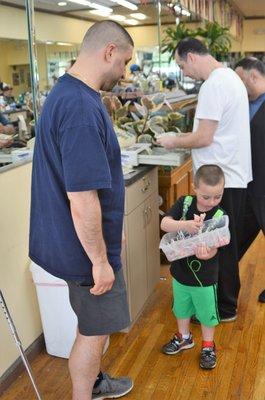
[194,164,225,188]
[81,20,134,53]
[235,57,265,77]
[176,38,209,60]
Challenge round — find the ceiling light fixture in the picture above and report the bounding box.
[68,0,112,13]
[90,9,112,16]
[109,0,138,11]
[57,42,73,46]
[130,12,147,20]
[174,3,191,16]
[110,14,126,21]
[58,1,67,6]
[124,18,139,25]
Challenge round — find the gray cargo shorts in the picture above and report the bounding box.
[66,268,130,336]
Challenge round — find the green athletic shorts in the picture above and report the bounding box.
[172,278,220,327]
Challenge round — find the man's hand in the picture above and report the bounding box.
[156,135,180,149]
[90,261,115,295]
[0,137,13,149]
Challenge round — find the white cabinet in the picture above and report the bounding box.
[123,167,160,323]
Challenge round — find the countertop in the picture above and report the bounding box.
[123,165,156,187]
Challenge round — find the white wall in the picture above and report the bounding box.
[0,163,42,378]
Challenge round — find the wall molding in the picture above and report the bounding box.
[0,334,44,396]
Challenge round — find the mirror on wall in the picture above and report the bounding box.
[0,1,33,168]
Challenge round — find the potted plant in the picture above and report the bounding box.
[196,21,231,61]
[162,22,196,61]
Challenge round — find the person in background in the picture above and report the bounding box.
[235,58,265,302]
[0,111,15,135]
[29,20,134,400]
[161,165,227,369]
[129,63,140,75]
[0,79,9,94]
[157,38,252,322]
[2,86,15,105]
[0,132,13,148]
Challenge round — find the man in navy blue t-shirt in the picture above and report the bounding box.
[30,20,134,400]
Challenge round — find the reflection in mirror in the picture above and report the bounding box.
[0,37,34,169]
[40,42,80,89]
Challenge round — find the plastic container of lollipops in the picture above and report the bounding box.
[159,215,230,262]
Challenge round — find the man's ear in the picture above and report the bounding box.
[250,69,259,83]
[105,43,117,63]
[187,52,196,63]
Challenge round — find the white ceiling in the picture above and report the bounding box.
[1,0,265,26]
[1,0,180,26]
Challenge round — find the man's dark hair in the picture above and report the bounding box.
[176,38,209,60]
[81,20,134,53]
[194,164,225,188]
[235,57,265,76]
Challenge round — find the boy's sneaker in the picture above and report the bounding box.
[162,333,194,355]
[200,345,216,369]
[92,373,133,399]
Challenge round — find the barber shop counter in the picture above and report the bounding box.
[0,161,160,384]
[123,166,160,323]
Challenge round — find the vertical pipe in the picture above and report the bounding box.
[25,0,40,124]
[156,0,162,78]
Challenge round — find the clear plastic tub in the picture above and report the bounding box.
[160,215,230,262]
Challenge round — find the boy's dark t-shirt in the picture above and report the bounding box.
[167,196,226,287]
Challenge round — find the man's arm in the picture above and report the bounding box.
[67,190,115,295]
[156,119,218,149]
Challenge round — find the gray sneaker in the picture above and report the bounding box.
[92,373,133,399]
[162,333,194,355]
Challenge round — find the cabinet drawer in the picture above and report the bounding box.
[125,168,158,215]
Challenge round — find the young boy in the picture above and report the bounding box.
[161,164,227,369]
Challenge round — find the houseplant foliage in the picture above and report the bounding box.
[196,21,231,60]
[162,21,231,61]
[101,94,185,148]
[162,22,196,61]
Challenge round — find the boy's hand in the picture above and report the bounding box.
[183,219,203,235]
[195,244,217,260]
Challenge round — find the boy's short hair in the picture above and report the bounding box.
[194,164,225,187]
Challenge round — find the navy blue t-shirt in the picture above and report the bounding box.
[29,74,125,282]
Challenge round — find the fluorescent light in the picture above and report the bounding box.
[90,9,112,16]
[58,1,67,5]
[109,0,138,11]
[68,0,112,12]
[68,0,91,5]
[110,14,126,21]
[124,18,139,25]
[57,42,73,46]
[46,41,54,44]
[182,9,191,16]
[130,12,147,20]
[90,2,113,12]
[174,4,191,16]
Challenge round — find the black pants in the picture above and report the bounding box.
[238,191,265,261]
[217,188,247,318]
